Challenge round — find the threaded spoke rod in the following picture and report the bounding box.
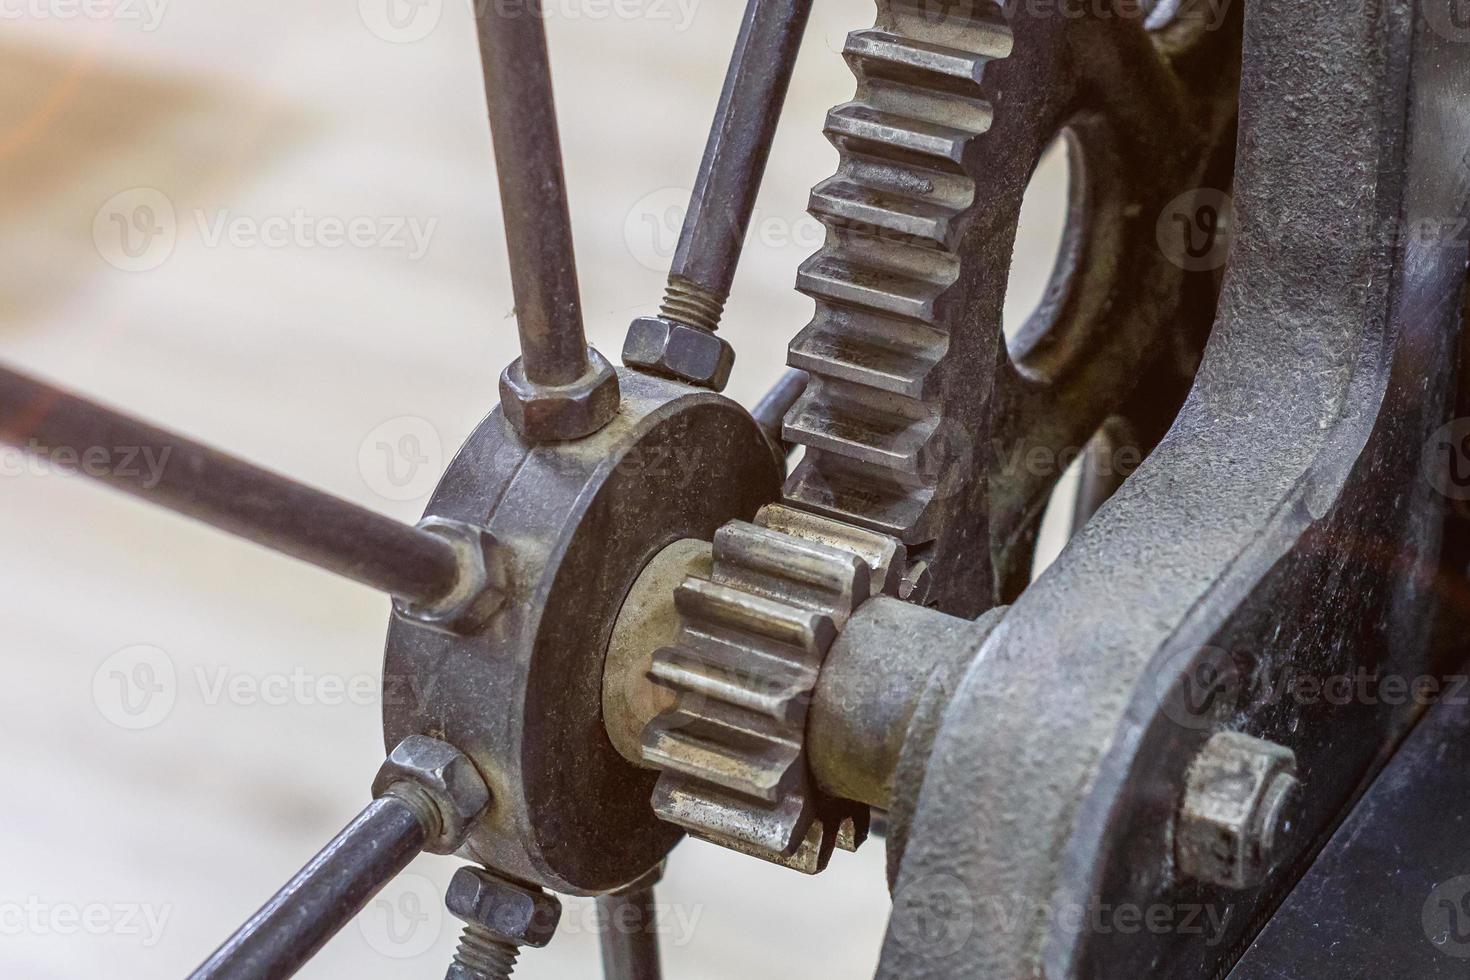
[664,0,815,328]
[0,363,463,606]
[189,795,433,980]
[475,0,591,388]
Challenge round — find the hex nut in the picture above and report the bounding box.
[1176,731,1300,890]
[622,315,735,391]
[499,348,620,442]
[445,867,562,948]
[373,735,491,854]
[393,518,509,636]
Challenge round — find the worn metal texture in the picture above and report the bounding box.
[595,885,664,980]
[475,0,593,390]
[878,0,1470,977]
[189,796,432,980]
[1227,692,1470,980]
[666,0,814,322]
[639,510,884,871]
[807,596,987,811]
[0,362,468,607]
[779,0,1241,616]
[382,370,782,896]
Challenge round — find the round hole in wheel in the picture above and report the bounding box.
[1003,129,1087,382]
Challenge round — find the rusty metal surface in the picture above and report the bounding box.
[382,370,782,896]
[878,0,1470,976]
[779,0,1241,616]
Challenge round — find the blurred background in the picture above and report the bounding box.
[0,2,1067,976]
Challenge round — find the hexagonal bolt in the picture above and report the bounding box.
[373,735,492,855]
[1176,731,1302,890]
[623,0,815,391]
[192,737,490,979]
[443,867,562,980]
[499,348,621,442]
[622,315,736,392]
[394,519,510,635]
[478,0,619,444]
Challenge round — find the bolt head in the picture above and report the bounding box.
[1176,731,1300,890]
[499,349,620,442]
[622,316,734,391]
[445,867,562,948]
[373,735,491,854]
[393,518,508,635]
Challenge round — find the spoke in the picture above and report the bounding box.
[189,795,431,980]
[666,0,815,326]
[0,363,463,607]
[191,736,491,980]
[596,884,663,980]
[475,0,592,389]
[750,368,808,450]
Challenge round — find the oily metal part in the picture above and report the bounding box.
[780,0,1240,616]
[879,1,1470,977]
[638,505,901,873]
[382,370,782,896]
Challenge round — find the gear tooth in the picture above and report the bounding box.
[887,0,1015,54]
[790,311,947,399]
[637,2,1006,846]
[650,641,819,723]
[672,577,835,654]
[825,103,983,169]
[783,455,938,544]
[782,7,1009,553]
[713,522,869,616]
[798,252,948,325]
[756,503,909,597]
[639,516,901,865]
[845,28,1004,88]
[641,716,800,803]
[809,176,961,251]
[783,383,940,477]
[651,775,813,856]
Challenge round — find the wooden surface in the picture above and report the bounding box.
[0,5,1065,977]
